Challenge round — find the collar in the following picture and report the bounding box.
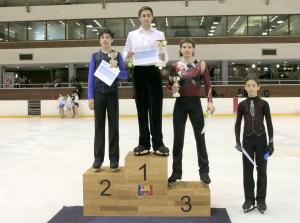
[138,26,155,34]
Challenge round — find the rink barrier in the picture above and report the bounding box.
[0,98,299,117]
[83,152,210,216]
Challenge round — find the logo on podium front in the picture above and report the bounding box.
[138,185,153,196]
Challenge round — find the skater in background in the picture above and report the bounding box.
[235,74,274,214]
[88,28,128,172]
[65,94,73,118]
[58,93,65,118]
[72,91,79,118]
[167,38,215,185]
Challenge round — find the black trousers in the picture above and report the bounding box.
[242,133,267,202]
[133,66,163,148]
[172,96,209,176]
[94,90,119,166]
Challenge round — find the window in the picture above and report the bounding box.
[0,23,8,41]
[85,19,104,39]
[186,16,206,37]
[28,21,46,40]
[47,20,65,40]
[105,18,125,38]
[9,22,27,41]
[268,15,289,36]
[290,15,300,35]
[125,18,138,37]
[248,16,268,36]
[227,16,247,36]
[66,20,85,40]
[165,17,186,37]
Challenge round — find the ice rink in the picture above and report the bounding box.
[0,116,299,223]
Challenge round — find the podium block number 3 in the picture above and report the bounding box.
[181,195,192,212]
[139,163,147,181]
[98,179,111,196]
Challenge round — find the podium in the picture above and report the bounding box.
[83,152,210,216]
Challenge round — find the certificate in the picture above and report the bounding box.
[93,60,120,86]
[133,48,158,66]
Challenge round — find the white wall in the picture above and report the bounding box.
[0,0,300,22]
[0,97,299,117]
[1,43,300,66]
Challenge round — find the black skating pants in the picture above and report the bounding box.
[172,96,209,176]
[94,90,119,166]
[133,65,164,148]
[242,133,267,203]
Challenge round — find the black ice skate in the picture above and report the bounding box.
[257,200,267,214]
[168,172,182,186]
[92,159,102,172]
[242,200,256,213]
[200,172,211,185]
[133,145,150,156]
[153,145,169,156]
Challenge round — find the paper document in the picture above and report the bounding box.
[93,60,120,86]
[133,48,158,66]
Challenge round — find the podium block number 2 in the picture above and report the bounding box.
[98,179,111,196]
[139,163,147,181]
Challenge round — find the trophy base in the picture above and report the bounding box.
[173,93,180,98]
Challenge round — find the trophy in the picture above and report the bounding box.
[108,50,118,67]
[156,40,167,69]
[172,75,181,97]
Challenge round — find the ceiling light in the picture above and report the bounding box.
[277,20,284,24]
[213,21,219,25]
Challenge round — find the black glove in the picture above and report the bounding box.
[235,142,242,152]
[266,142,274,156]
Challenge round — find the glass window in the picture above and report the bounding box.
[0,23,8,41]
[248,16,268,36]
[47,20,65,40]
[290,15,300,35]
[85,19,104,39]
[165,17,186,37]
[206,16,226,37]
[186,16,206,37]
[125,18,138,37]
[66,20,85,40]
[227,16,247,36]
[268,15,289,36]
[9,22,27,41]
[28,21,46,40]
[153,17,167,34]
[105,18,124,38]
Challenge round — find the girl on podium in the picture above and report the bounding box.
[87,28,128,172]
[167,38,215,185]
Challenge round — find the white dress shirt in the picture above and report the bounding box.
[123,26,169,65]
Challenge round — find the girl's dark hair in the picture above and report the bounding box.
[245,74,260,85]
[179,38,195,56]
[138,6,153,17]
[98,28,115,39]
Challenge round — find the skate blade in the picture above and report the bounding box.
[134,150,150,156]
[154,150,169,156]
[244,206,256,213]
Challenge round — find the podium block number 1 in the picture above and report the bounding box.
[139,163,147,181]
[98,179,111,196]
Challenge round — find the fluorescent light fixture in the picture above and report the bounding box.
[91,29,98,32]
[210,30,215,33]
[211,26,217,29]
[28,27,32,30]
[277,20,284,24]
[165,18,169,27]
[208,33,214,36]
[227,16,240,32]
[269,16,278,23]
[213,21,219,25]
[86,25,93,28]
[200,17,204,26]
[130,19,136,27]
[151,23,156,26]
[276,64,280,68]
[252,64,256,68]
[93,20,102,27]
[262,32,268,35]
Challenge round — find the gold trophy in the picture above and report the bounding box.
[156,40,167,69]
[108,50,118,67]
[172,75,181,97]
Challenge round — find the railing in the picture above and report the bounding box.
[1,79,300,89]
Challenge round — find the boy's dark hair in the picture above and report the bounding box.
[98,28,115,39]
[138,6,153,17]
[245,74,260,85]
[179,38,195,56]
